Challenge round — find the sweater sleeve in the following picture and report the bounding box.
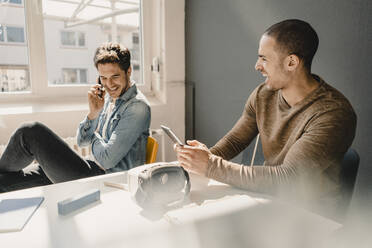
[210,87,259,160]
[206,107,357,196]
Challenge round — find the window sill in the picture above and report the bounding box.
[0,42,27,46]
[0,97,88,115]
[0,92,166,116]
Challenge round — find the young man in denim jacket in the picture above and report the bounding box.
[0,42,151,192]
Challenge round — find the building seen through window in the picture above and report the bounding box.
[43,0,142,86]
[0,0,29,93]
[0,0,142,93]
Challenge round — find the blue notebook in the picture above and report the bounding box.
[0,197,44,232]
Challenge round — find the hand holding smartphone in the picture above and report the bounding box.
[161,125,184,146]
[87,78,104,120]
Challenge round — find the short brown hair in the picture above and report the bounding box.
[264,19,319,73]
[94,42,131,72]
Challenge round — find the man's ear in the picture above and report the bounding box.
[285,54,300,71]
[127,66,132,77]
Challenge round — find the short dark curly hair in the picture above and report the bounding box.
[264,19,319,73]
[94,42,131,73]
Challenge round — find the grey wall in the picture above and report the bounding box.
[186,0,372,224]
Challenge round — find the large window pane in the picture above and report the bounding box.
[0,3,30,93]
[6,26,24,43]
[42,0,142,86]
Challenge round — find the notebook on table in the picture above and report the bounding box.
[0,197,44,233]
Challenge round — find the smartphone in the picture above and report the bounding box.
[97,77,103,98]
[161,125,184,146]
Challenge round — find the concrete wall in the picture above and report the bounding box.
[186,0,372,223]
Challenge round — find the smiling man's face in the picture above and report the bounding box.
[254,35,290,91]
[97,63,131,99]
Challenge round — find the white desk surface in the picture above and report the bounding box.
[0,170,342,248]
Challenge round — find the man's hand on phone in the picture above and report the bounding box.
[174,140,211,176]
[87,84,106,120]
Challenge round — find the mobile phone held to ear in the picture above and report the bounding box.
[97,77,103,98]
[161,125,184,146]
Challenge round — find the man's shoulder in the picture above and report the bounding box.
[312,80,355,115]
[299,80,356,130]
[133,88,150,107]
[119,90,150,117]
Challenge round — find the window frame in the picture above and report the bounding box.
[0,0,153,103]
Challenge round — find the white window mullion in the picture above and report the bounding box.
[141,0,154,93]
[24,0,48,96]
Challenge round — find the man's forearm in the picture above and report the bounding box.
[206,154,297,195]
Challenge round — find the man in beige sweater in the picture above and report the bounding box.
[176,19,356,217]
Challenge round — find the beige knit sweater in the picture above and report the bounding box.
[208,75,356,207]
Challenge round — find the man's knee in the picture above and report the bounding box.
[16,122,49,138]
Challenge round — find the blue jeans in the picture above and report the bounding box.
[0,122,105,193]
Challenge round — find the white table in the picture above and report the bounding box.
[0,169,341,248]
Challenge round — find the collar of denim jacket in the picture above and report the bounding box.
[107,82,137,105]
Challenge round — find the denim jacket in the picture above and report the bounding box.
[77,84,151,173]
